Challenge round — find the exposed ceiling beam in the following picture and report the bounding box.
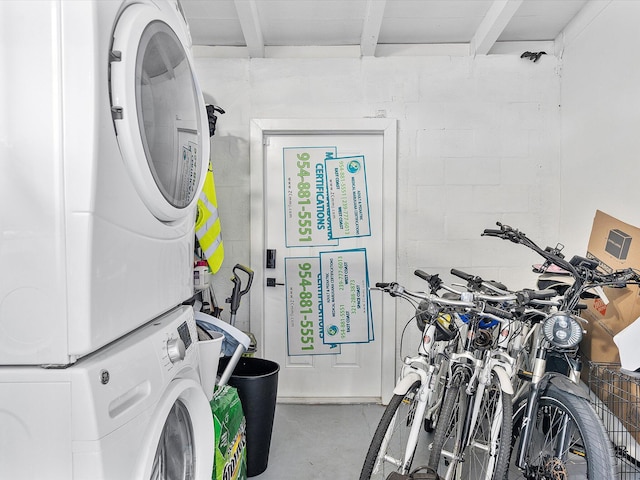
[470,0,523,56]
[554,0,611,56]
[233,0,264,58]
[360,0,387,57]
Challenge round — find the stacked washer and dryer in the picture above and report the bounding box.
[0,1,216,478]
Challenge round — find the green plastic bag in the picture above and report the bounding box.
[211,385,247,480]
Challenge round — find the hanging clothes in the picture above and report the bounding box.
[195,161,224,273]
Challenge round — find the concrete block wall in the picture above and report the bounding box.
[194,53,562,332]
[559,0,640,253]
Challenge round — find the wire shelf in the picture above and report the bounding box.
[588,362,640,480]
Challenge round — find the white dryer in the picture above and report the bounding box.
[0,0,209,365]
[0,305,214,479]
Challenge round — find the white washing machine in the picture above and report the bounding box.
[0,305,214,479]
[0,0,209,365]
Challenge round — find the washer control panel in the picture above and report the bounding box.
[157,308,198,373]
[165,320,194,364]
[177,321,193,350]
[166,336,186,363]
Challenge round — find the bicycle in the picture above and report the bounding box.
[425,266,565,480]
[361,266,562,480]
[359,271,466,480]
[482,222,638,479]
[449,267,560,401]
[425,283,521,480]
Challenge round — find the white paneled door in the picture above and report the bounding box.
[250,119,397,403]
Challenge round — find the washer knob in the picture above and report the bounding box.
[166,337,186,363]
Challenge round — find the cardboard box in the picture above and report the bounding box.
[580,319,621,365]
[580,212,640,446]
[581,210,640,364]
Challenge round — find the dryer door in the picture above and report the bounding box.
[110,3,209,222]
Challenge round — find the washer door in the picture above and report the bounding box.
[141,378,214,480]
[110,3,209,222]
[151,400,195,479]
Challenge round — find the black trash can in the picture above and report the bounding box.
[218,356,280,477]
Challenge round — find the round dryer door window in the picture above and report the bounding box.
[110,4,209,222]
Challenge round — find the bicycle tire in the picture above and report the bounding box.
[507,384,616,480]
[359,380,427,480]
[428,369,512,480]
[427,369,468,477]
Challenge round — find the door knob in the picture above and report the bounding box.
[266,278,284,287]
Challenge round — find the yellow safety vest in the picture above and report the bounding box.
[195,162,224,273]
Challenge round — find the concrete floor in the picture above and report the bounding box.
[252,403,386,480]
[247,400,640,480]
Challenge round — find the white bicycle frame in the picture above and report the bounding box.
[373,323,452,475]
[369,280,519,479]
[438,332,516,480]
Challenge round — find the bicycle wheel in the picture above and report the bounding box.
[359,381,430,480]
[427,369,468,478]
[429,369,512,480]
[507,384,616,480]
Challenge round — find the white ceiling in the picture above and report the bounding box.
[180,0,592,57]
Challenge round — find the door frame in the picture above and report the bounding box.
[249,118,397,403]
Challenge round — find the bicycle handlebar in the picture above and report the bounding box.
[596,268,640,287]
[519,288,558,301]
[413,269,435,282]
[450,268,474,281]
[482,228,504,237]
[453,286,516,303]
[373,282,475,308]
[413,269,444,292]
[480,222,640,311]
[450,268,510,294]
[481,303,514,320]
[482,222,640,287]
[373,275,551,319]
[445,271,557,306]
